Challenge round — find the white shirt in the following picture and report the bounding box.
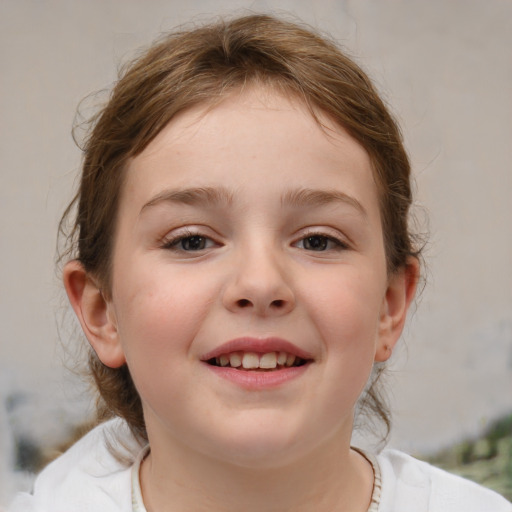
[8,419,512,512]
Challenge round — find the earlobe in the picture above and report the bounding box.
[63,260,126,368]
[375,258,419,362]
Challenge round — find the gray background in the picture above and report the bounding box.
[1,0,511,500]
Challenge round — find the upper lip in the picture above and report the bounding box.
[200,337,314,361]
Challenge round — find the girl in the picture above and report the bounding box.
[9,14,511,512]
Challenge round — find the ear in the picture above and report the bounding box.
[63,260,126,368]
[374,258,419,362]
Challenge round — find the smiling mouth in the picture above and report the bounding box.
[206,351,310,371]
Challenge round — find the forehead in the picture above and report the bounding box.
[122,86,379,218]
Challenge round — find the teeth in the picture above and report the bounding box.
[229,353,242,368]
[215,351,304,369]
[242,352,260,369]
[259,352,277,369]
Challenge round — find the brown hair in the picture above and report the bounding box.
[60,14,420,445]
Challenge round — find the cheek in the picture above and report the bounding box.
[112,265,217,374]
[116,286,202,351]
[111,275,211,414]
[305,267,384,346]
[303,268,384,404]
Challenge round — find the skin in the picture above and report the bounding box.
[64,87,418,512]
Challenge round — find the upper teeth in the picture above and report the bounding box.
[215,351,298,369]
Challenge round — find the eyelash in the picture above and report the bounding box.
[294,232,349,252]
[161,229,218,252]
[161,229,349,253]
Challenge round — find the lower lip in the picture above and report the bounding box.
[204,363,311,390]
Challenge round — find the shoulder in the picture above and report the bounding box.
[8,418,144,512]
[376,449,512,512]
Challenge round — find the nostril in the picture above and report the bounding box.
[237,299,252,308]
[271,299,285,308]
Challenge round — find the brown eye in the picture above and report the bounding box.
[295,233,348,252]
[162,233,217,252]
[179,235,208,251]
[303,235,329,251]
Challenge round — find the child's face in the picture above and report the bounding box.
[96,87,408,466]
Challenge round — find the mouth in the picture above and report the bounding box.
[201,337,314,372]
[206,351,309,371]
[201,338,313,389]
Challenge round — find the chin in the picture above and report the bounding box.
[198,416,315,470]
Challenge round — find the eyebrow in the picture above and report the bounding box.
[282,188,368,218]
[140,186,234,214]
[140,185,367,218]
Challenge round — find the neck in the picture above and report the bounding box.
[139,432,374,512]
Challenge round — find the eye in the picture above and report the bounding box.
[178,235,210,251]
[295,233,348,252]
[162,232,217,252]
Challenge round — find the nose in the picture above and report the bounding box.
[222,245,296,317]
